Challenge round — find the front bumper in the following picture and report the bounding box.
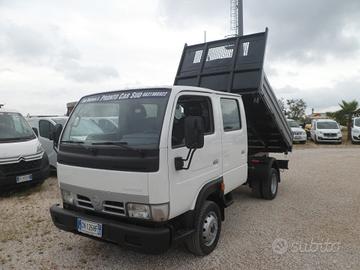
[352,134,360,142]
[316,136,342,143]
[0,156,49,191]
[50,204,171,254]
[293,134,307,142]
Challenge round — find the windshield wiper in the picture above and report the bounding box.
[90,141,145,155]
[61,140,84,144]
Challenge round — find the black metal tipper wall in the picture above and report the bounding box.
[174,29,292,154]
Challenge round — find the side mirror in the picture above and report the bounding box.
[32,128,39,137]
[53,124,63,150]
[184,116,205,149]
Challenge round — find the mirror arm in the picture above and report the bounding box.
[175,148,197,170]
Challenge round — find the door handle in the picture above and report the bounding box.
[213,159,219,165]
[241,150,245,154]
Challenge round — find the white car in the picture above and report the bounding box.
[351,117,360,143]
[287,119,307,144]
[0,107,50,191]
[27,116,68,168]
[310,119,342,143]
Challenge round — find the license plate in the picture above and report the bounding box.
[294,136,301,139]
[16,174,33,184]
[77,218,102,238]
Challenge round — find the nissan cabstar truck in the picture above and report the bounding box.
[50,30,293,255]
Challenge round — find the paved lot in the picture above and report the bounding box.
[1,147,359,270]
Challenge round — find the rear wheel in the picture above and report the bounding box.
[186,201,221,256]
[261,168,279,200]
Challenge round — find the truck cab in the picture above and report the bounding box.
[50,86,252,253]
[0,107,50,191]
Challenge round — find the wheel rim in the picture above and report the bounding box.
[202,211,218,247]
[271,172,278,195]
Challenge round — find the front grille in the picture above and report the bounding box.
[324,133,337,137]
[0,159,42,176]
[74,194,125,216]
[103,200,126,216]
[76,194,94,210]
[292,132,303,136]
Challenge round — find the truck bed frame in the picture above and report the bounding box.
[174,29,292,155]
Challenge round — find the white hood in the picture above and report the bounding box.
[317,129,340,133]
[291,127,305,133]
[0,138,43,163]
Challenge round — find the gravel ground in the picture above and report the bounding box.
[1,146,359,270]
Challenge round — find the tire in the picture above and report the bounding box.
[261,168,279,200]
[186,201,221,256]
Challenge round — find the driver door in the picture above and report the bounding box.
[167,93,222,217]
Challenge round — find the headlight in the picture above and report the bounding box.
[127,203,169,222]
[61,189,75,205]
[36,144,45,154]
[127,203,151,219]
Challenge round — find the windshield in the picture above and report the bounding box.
[61,89,170,149]
[52,118,67,126]
[355,118,360,127]
[287,120,300,128]
[0,112,36,142]
[317,121,339,129]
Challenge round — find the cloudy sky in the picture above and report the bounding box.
[1,0,360,115]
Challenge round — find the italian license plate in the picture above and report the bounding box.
[16,174,33,184]
[77,218,102,238]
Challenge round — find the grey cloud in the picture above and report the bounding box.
[0,21,119,82]
[245,0,360,63]
[56,60,119,82]
[158,0,360,63]
[157,0,228,28]
[276,77,360,112]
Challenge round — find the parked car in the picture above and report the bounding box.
[310,119,342,143]
[27,116,68,169]
[0,106,49,191]
[287,119,307,144]
[351,117,360,144]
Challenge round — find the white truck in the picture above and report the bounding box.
[27,116,68,169]
[351,117,360,143]
[0,106,50,191]
[50,31,292,255]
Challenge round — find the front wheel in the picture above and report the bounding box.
[186,201,221,256]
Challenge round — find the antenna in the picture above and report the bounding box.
[230,0,243,37]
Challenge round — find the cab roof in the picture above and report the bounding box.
[80,85,242,100]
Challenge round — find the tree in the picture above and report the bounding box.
[336,100,360,140]
[278,98,307,121]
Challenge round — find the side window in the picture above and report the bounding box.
[220,98,241,131]
[172,95,214,148]
[39,120,52,139]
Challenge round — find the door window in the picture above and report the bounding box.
[220,98,241,131]
[172,95,214,148]
[39,120,53,139]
